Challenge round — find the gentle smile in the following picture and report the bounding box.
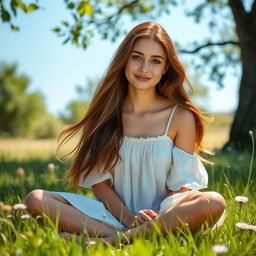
[135,75,151,82]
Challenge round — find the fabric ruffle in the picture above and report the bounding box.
[166,146,208,191]
[79,170,113,189]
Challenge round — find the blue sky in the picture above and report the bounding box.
[0,0,239,115]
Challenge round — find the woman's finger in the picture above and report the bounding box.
[138,211,152,222]
[143,210,158,218]
[136,214,146,224]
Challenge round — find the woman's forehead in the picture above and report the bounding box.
[131,38,166,57]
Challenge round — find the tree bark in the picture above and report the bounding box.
[223,0,256,151]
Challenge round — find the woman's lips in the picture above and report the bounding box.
[135,75,151,82]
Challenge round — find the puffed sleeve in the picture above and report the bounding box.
[79,170,113,189]
[166,146,208,191]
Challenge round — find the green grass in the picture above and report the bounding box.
[0,143,256,255]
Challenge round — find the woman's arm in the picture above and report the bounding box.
[167,186,190,196]
[173,106,197,155]
[92,179,135,228]
[155,108,197,212]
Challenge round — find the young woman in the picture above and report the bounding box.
[25,22,226,244]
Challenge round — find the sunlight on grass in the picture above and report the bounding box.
[0,121,256,255]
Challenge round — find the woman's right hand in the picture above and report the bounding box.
[131,209,159,227]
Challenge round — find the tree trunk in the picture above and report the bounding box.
[223,0,256,151]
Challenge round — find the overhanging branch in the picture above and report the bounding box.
[251,0,256,16]
[180,41,239,54]
[86,0,139,25]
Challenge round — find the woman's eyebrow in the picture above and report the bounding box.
[131,50,164,59]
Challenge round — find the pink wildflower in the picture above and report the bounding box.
[21,214,30,219]
[212,244,229,254]
[235,222,251,230]
[6,215,12,219]
[13,203,27,210]
[234,196,248,203]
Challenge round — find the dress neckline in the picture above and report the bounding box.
[123,134,174,144]
[123,104,177,144]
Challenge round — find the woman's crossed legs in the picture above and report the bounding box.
[25,190,226,244]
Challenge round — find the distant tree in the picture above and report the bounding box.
[183,62,209,112]
[2,0,255,150]
[59,77,99,124]
[0,62,62,138]
[31,114,63,138]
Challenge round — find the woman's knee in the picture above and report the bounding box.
[25,189,45,215]
[200,191,226,217]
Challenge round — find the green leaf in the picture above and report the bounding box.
[27,4,39,13]
[86,29,93,34]
[77,1,93,17]
[10,0,17,16]
[61,20,69,27]
[16,0,27,11]
[62,37,71,45]
[52,27,61,32]
[11,24,20,31]
[72,13,78,22]
[71,36,78,45]
[85,2,93,16]
[82,37,88,48]
[1,9,11,22]
[67,2,75,9]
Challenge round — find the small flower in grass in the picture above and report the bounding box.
[48,163,55,171]
[235,222,251,230]
[249,225,256,231]
[235,196,248,203]
[0,204,12,212]
[86,240,96,245]
[13,203,27,210]
[21,214,30,219]
[212,244,229,254]
[6,215,12,219]
[16,167,25,177]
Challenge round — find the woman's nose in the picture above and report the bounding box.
[139,60,149,72]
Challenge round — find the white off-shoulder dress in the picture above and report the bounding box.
[54,105,225,230]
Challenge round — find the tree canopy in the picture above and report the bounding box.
[0,62,62,138]
[1,0,256,150]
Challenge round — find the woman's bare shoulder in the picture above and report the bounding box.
[174,106,195,126]
[171,106,196,154]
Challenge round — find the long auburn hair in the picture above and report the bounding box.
[57,22,209,187]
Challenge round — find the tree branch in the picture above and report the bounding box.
[86,0,139,25]
[251,0,256,16]
[228,0,246,25]
[180,41,239,54]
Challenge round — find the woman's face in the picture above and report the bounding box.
[125,38,168,91]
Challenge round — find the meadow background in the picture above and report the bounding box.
[0,113,255,255]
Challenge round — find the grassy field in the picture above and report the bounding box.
[0,113,232,160]
[0,115,256,255]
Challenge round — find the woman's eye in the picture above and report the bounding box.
[131,55,141,61]
[152,59,161,64]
